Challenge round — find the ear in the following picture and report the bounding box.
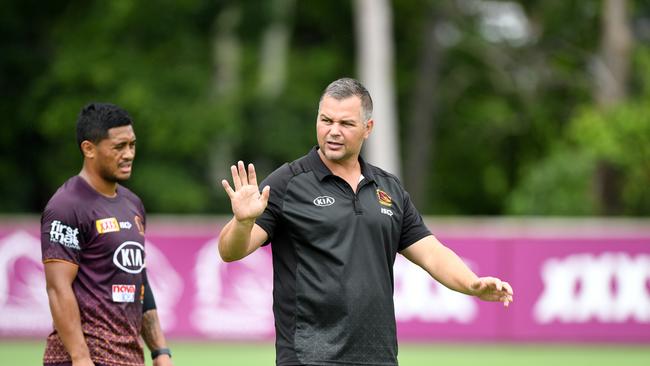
[80,140,96,159]
[363,119,374,139]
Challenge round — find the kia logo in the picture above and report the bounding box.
[113,241,145,274]
[313,196,335,207]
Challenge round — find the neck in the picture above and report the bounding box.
[317,149,361,177]
[79,167,118,197]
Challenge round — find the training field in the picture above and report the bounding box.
[1,341,649,366]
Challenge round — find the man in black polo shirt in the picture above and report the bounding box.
[219,78,514,366]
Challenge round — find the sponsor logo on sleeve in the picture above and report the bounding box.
[96,218,120,234]
[119,221,132,229]
[113,241,145,274]
[112,284,136,302]
[49,220,81,250]
[313,196,335,207]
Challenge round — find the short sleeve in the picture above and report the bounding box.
[41,203,84,265]
[255,163,293,244]
[398,190,432,251]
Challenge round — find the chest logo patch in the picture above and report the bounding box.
[112,284,136,303]
[134,215,145,236]
[377,189,393,207]
[113,241,145,274]
[96,218,120,234]
[313,196,335,207]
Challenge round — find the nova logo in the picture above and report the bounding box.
[112,284,136,303]
[313,196,335,207]
[534,252,650,324]
[113,241,145,274]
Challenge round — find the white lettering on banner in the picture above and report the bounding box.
[394,256,478,323]
[534,252,650,324]
[141,240,183,331]
[192,239,274,337]
[0,231,52,333]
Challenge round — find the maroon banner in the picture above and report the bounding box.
[0,217,648,342]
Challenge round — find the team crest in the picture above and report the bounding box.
[96,218,120,234]
[134,215,145,236]
[376,189,392,207]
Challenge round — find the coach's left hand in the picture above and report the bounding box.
[470,277,514,307]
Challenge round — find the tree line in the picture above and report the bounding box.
[1,0,648,215]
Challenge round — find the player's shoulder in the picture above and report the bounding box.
[42,176,90,223]
[44,176,86,209]
[117,184,143,205]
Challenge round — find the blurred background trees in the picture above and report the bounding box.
[1,0,648,215]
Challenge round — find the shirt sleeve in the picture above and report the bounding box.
[398,189,432,251]
[41,200,84,265]
[255,163,292,245]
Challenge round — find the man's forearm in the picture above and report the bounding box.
[142,310,173,365]
[429,244,479,295]
[402,238,479,296]
[218,217,256,261]
[141,309,168,351]
[46,286,91,362]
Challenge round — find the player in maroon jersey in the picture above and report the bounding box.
[41,103,173,366]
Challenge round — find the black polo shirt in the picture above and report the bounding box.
[257,147,431,366]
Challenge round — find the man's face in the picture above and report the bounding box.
[316,95,373,164]
[91,125,136,182]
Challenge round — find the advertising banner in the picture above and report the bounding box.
[0,218,648,342]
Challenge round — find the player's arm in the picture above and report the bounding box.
[44,261,95,366]
[219,161,270,262]
[140,270,173,366]
[400,235,514,306]
[142,310,172,366]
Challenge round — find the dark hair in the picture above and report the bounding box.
[319,78,373,122]
[76,102,133,149]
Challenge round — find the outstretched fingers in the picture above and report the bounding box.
[222,179,235,198]
[229,161,259,191]
[237,161,248,187]
[248,163,258,187]
[231,164,242,190]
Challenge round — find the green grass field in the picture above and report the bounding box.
[2,341,648,366]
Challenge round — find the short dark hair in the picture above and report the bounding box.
[319,78,373,122]
[76,102,133,149]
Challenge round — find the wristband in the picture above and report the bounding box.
[151,348,172,360]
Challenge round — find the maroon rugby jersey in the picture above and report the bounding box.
[41,175,147,366]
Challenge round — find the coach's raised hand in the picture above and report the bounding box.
[222,161,270,222]
[218,161,270,262]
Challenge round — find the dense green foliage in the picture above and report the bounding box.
[1,0,648,215]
